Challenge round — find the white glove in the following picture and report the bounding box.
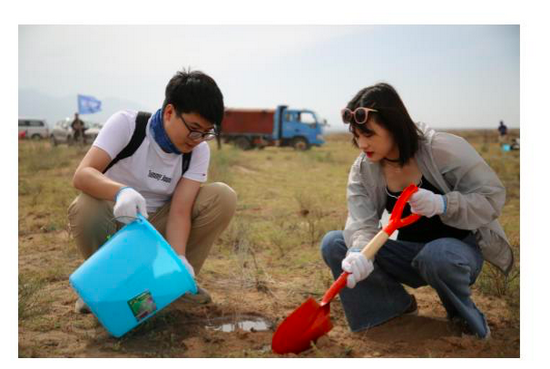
[113,187,148,224]
[342,252,374,289]
[178,255,195,278]
[408,188,446,218]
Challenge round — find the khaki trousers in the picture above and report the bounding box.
[67,182,237,275]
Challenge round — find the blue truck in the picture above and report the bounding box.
[220,105,327,150]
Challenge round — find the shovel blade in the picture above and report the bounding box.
[272,297,333,354]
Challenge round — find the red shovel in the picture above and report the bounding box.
[272,183,422,355]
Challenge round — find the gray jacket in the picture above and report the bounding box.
[343,122,514,275]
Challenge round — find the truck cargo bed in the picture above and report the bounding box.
[222,109,275,135]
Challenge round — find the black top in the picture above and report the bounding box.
[385,176,471,243]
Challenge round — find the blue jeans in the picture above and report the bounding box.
[320,230,488,337]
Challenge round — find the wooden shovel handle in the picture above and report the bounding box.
[360,229,390,260]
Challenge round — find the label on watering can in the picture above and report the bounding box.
[127,290,157,321]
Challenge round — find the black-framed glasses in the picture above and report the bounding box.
[179,113,217,141]
[341,107,378,124]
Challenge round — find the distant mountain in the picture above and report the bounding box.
[18,89,151,127]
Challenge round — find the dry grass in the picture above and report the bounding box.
[18,129,520,357]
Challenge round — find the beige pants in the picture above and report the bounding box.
[67,182,237,275]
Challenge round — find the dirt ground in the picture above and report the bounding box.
[18,230,519,358]
[18,137,520,358]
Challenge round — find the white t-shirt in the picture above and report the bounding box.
[93,110,210,213]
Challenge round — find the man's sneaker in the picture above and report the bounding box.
[402,294,418,316]
[74,297,91,314]
[179,286,212,305]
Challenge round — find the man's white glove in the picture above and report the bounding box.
[342,252,374,289]
[408,188,446,218]
[178,255,195,278]
[113,187,148,224]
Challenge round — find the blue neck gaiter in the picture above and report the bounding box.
[150,108,182,154]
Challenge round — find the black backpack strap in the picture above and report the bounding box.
[181,151,192,174]
[103,112,151,174]
[103,111,194,176]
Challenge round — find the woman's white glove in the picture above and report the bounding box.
[178,255,195,278]
[408,188,446,218]
[113,187,148,224]
[342,252,374,289]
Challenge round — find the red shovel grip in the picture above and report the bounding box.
[384,184,421,235]
[320,272,349,306]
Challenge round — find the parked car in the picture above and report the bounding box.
[84,122,102,141]
[18,118,49,139]
[50,118,103,146]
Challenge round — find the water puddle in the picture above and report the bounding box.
[204,314,273,333]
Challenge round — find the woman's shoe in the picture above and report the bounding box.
[402,294,418,316]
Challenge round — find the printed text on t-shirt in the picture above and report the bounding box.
[148,170,172,184]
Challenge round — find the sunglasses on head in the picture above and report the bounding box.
[341,107,378,124]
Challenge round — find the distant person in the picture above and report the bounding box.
[510,137,520,151]
[71,113,86,143]
[320,83,512,340]
[498,120,508,144]
[68,69,237,313]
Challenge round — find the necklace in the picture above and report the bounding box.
[383,157,400,163]
[385,178,423,199]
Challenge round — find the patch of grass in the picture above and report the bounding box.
[26,315,62,333]
[461,131,521,319]
[18,273,47,321]
[40,262,73,283]
[17,132,520,357]
[302,150,336,164]
[225,219,272,293]
[265,214,301,257]
[207,145,242,186]
[19,141,74,174]
[19,142,81,237]
[295,191,331,247]
[18,179,37,197]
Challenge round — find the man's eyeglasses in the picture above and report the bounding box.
[179,113,217,141]
[341,107,378,125]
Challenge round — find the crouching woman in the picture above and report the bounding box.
[320,83,513,339]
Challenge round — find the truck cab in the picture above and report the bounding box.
[274,106,326,149]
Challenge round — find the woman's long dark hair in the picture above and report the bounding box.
[347,83,423,166]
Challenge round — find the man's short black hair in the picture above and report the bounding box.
[347,83,423,166]
[163,68,224,128]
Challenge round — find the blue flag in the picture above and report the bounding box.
[77,94,102,114]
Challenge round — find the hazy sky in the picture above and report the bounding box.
[19,25,519,131]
